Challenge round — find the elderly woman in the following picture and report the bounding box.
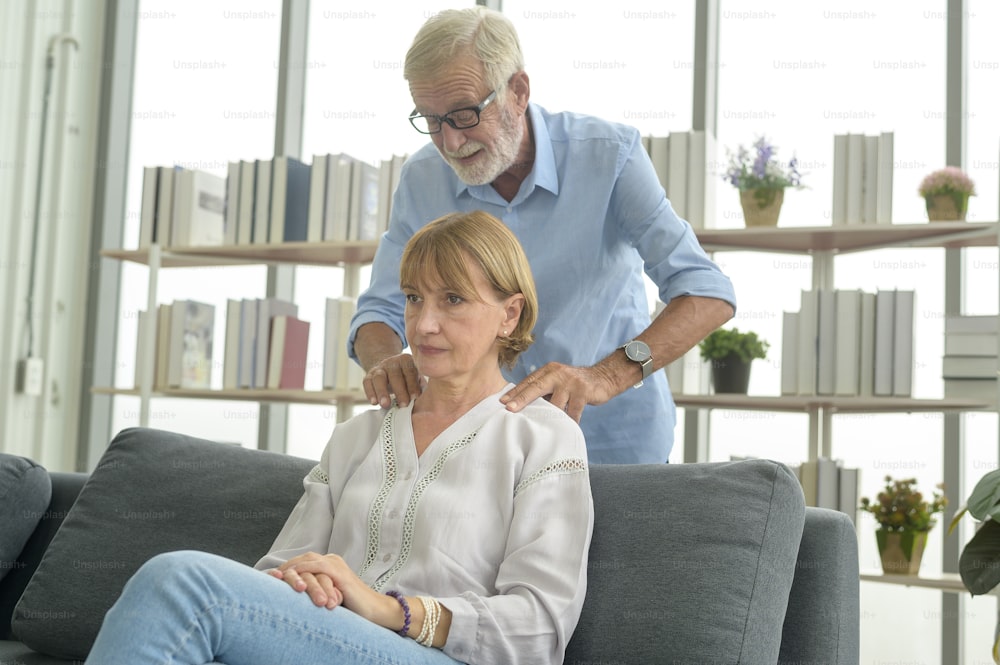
[86,210,594,665]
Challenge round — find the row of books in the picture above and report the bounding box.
[138,152,407,250]
[831,132,894,226]
[792,457,861,526]
[642,131,715,229]
[134,297,365,393]
[943,314,998,404]
[780,289,915,397]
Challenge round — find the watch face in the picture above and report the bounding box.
[625,340,651,363]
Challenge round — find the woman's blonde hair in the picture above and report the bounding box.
[400,211,537,369]
[404,7,524,104]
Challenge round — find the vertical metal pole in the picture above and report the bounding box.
[257,0,309,454]
[79,0,138,471]
[942,1,968,662]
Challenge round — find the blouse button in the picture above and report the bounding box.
[382,553,392,563]
[388,509,399,519]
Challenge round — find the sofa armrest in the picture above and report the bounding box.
[779,507,860,665]
[0,472,88,639]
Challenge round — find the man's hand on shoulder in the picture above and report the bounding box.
[500,362,618,422]
[363,353,422,408]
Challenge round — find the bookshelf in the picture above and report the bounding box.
[677,220,1000,463]
[95,240,379,426]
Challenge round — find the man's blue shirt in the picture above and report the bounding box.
[350,103,736,463]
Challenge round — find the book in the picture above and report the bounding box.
[875,132,894,224]
[873,290,895,397]
[834,289,863,396]
[892,290,915,397]
[167,300,215,389]
[942,355,999,379]
[155,166,177,246]
[944,378,998,404]
[796,289,819,396]
[307,153,328,243]
[944,333,998,356]
[837,466,860,526]
[252,158,272,245]
[138,166,158,248]
[155,303,172,390]
[269,156,311,243]
[266,315,311,389]
[831,134,848,226]
[133,309,151,389]
[171,169,226,247]
[237,299,257,388]
[323,153,354,241]
[845,133,864,224]
[323,296,361,390]
[799,459,818,506]
[377,157,393,237]
[686,130,715,229]
[254,298,298,389]
[237,160,256,245]
[780,311,798,396]
[816,457,840,510]
[349,159,381,241]
[666,132,688,218]
[816,289,837,396]
[648,135,669,193]
[858,292,876,397]
[862,136,878,224]
[224,161,241,246]
[945,314,999,335]
[222,298,242,390]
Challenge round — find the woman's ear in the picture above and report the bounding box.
[502,293,525,333]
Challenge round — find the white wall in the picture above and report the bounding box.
[0,0,106,470]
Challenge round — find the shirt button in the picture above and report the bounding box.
[506,206,512,213]
[402,470,413,480]
[382,553,392,563]
[529,365,537,372]
[388,509,399,519]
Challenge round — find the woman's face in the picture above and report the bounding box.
[402,254,517,384]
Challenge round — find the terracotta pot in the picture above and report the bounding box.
[876,529,928,575]
[739,188,784,227]
[710,353,752,394]
[925,193,968,222]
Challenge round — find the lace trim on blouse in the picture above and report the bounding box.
[513,457,587,497]
[307,464,329,484]
[358,411,397,579]
[371,427,481,592]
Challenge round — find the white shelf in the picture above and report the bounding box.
[101,240,379,268]
[672,393,992,414]
[92,386,368,407]
[694,221,999,254]
[860,571,969,594]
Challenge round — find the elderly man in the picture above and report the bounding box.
[349,7,736,464]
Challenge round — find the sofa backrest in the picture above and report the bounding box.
[10,427,811,664]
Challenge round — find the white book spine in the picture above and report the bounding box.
[875,132,894,224]
[831,134,848,226]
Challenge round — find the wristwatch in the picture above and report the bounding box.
[619,339,653,388]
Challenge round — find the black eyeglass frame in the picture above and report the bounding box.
[408,90,497,134]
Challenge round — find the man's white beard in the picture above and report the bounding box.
[441,104,524,186]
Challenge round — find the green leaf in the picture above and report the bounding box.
[967,469,1000,521]
[959,519,1000,595]
[948,505,969,535]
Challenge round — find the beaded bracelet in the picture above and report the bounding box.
[385,590,411,637]
[416,596,441,647]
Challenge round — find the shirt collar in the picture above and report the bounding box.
[453,103,559,203]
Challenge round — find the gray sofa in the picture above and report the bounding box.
[1,427,859,664]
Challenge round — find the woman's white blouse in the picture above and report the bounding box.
[255,385,594,665]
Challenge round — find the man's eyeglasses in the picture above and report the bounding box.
[408,91,496,135]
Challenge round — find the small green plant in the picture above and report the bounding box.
[698,327,769,363]
[860,475,947,533]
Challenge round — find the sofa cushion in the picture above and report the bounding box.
[11,427,315,660]
[0,454,51,584]
[565,459,805,664]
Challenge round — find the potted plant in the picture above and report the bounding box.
[860,475,947,575]
[949,469,1000,662]
[698,327,769,394]
[918,166,976,222]
[722,135,804,227]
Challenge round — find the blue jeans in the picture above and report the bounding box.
[85,550,466,665]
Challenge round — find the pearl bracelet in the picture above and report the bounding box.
[416,595,441,647]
